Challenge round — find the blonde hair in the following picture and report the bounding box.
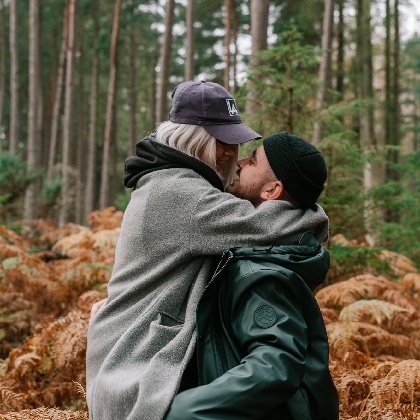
[154,121,237,187]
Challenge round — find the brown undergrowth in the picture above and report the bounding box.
[0,213,419,419]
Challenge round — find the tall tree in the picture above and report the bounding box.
[185,0,196,81]
[99,0,122,210]
[0,0,5,137]
[156,0,175,123]
[58,0,77,226]
[313,0,334,145]
[356,0,377,244]
[223,0,238,91]
[47,3,68,182]
[245,0,270,116]
[336,0,345,98]
[84,51,99,221]
[128,27,137,155]
[24,0,41,220]
[9,0,19,154]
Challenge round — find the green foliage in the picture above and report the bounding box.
[327,244,389,285]
[368,151,420,266]
[0,152,43,218]
[114,188,131,211]
[242,27,320,137]
[38,177,63,219]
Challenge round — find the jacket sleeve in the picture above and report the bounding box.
[165,271,310,420]
[188,187,329,256]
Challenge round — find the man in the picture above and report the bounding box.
[165,132,339,419]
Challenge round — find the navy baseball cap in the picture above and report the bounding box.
[169,80,261,145]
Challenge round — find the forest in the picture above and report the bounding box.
[0,0,419,418]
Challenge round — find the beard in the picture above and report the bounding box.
[226,179,265,208]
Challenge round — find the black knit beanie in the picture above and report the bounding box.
[263,132,327,208]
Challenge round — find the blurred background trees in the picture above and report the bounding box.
[0,0,419,264]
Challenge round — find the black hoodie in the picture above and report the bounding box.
[124,136,224,191]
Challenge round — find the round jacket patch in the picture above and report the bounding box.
[254,305,276,328]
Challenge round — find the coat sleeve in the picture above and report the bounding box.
[164,271,310,420]
[187,187,329,256]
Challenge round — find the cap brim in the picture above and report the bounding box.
[203,123,262,144]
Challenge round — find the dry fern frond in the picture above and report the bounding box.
[330,234,361,247]
[39,223,89,247]
[88,206,123,232]
[52,312,87,370]
[52,230,94,257]
[378,250,418,278]
[91,228,120,250]
[381,289,418,313]
[327,321,414,359]
[76,290,108,314]
[0,245,24,260]
[339,299,414,332]
[316,274,396,310]
[0,387,25,411]
[371,360,420,410]
[0,227,33,250]
[0,408,89,419]
[320,307,339,325]
[335,373,370,414]
[402,273,420,295]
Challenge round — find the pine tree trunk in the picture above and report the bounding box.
[58,0,76,226]
[84,53,99,222]
[156,0,175,123]
[245,0,270,116]
[0,0,5,138]
[185,0,196,81]
[224,0,233,89]
[47,3,68,182]
[313,0,334,145]
[24,0,40,220]
[99,0,122,209]
[9,0,19,154]
[336,0,344,98]
[128,28,137,155]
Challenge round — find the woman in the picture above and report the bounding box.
[86,81,329,420]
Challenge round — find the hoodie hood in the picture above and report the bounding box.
[218,231,329,291]
[124,136,224,191]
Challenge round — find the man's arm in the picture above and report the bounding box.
[165,271,309,420]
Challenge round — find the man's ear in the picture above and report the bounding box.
[260,180,284,201]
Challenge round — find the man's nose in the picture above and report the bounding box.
[237,157,249,168]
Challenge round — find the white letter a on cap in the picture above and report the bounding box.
[226,99,239,116]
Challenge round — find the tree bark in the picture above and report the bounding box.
[9,0,19,154]
[156,0,175,123]
[185,0,196,81]
[0,0,5,138]
[336,0,344,98]
[58,0,77,226]
[245,0,270,116]
[84,53,99,222]
[128,28,138,155]
[24,0,40,220]
[313,0,334,145]
[99,0,122,209]
[47,2,69,182]
[224,0,233,89]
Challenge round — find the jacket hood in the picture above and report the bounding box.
[124,136,224,191]
[220,231,329,291]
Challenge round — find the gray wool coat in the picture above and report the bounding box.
[86,167,329,420]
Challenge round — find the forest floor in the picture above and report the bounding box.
[0,207,419,420]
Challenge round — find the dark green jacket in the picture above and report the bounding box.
[166,232,339,420]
